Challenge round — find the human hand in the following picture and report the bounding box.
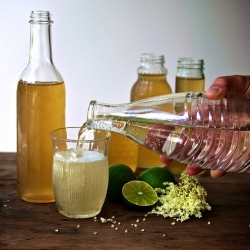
[161,75,250,178]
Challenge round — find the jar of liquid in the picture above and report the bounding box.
[166,58,205,175]
[130,53,172,168]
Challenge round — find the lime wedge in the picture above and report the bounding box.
[122,180,158,210]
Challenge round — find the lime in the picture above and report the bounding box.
[107,164,136,201]
[138,167,176,189]
[122,180,158,210]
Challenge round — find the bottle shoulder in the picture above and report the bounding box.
[131,77,172,101]
[19,62,64,82]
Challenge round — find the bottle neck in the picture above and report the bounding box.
[176,58,204,79]
[29,11,54,64]
[20,11,63,83]
[29,22,53,63]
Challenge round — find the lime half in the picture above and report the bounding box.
[122,180,158,210]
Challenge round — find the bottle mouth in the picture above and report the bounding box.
[177,58,204,69]
[141,53,165,64]
[87,100,97,129]
[138,53,167,74]
[29,10,54,24]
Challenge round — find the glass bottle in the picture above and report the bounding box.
[87,92,250,173]
[130,53,172,168]
[167,58,205,175]
[17,11,66,203]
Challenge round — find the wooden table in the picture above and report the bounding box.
[1,152,250,250]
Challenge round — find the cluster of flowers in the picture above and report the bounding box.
[151,171,211,222]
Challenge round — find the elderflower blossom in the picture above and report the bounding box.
[150,171,211,222]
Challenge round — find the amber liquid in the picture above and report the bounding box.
[17,81,65,203]
[175,77,204,92]
[130,74,172,168]
[167,77,204,175]
[107,132,137,172]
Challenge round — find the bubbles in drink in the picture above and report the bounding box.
[53,150,108,218]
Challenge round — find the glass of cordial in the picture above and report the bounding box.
[50,127,110,218]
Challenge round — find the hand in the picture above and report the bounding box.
[161,75,250,178]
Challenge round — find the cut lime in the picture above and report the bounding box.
[122,180,158,210]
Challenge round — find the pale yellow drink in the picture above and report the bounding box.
[52,150,108,218]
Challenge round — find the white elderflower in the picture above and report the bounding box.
[151,171,211,222]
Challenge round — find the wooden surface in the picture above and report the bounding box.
[1,152,250,250]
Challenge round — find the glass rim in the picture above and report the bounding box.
[50,127,111,143]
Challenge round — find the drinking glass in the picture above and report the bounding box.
[50,127,110,218]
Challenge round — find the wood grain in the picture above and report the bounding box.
[1,153,250,249]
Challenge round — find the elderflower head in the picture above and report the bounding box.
[150,171,211,222]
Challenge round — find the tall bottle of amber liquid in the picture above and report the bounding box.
[17,11,66,203]
[166,58,204,175]
[130,53,172,168]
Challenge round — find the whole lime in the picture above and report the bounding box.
[107,164,136,201]
[138,167,176,189]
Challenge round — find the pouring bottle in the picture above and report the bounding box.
[87,92,250,173]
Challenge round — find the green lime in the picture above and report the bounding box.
[107,164,136,201]
[122,180,158,210]
[138,167,176,189]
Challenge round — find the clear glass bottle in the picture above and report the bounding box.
[17,11,66,203]
[167,58,205,174]
[87,92,250,173]
[130,53,172,168]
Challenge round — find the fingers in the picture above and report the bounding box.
[205,75,250,100]
[210,170,226,178]
[160,155,172,164]
[162,158,227,178]
[186,165,204,175]
[186,165,226,178]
